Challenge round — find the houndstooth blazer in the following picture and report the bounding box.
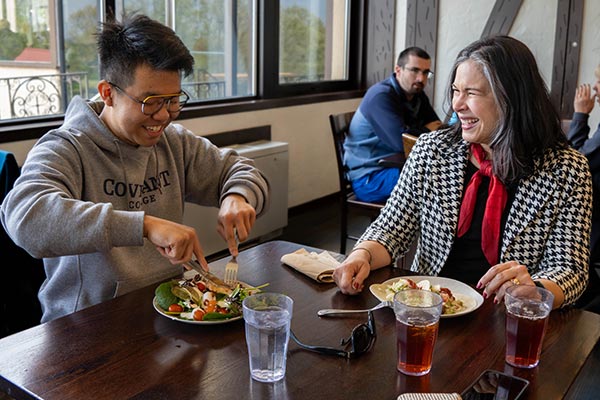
[360,129,593,306]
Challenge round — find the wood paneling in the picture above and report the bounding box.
[480,0,523,38]
[405,0,438,99]
[551,0,584,119]
[364,0,396,87]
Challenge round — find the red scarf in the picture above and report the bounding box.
[457,143,507,266]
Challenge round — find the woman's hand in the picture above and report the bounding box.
[332,250,372,295]
[476,261,535,304]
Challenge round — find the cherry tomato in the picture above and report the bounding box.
[193,308,206,321]
[196,281,206,291]
[204,299,217,313]
[217,307,229,315]
[168,304,183,313]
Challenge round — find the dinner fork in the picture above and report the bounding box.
[317,301,392,316]
[224,229,239,285]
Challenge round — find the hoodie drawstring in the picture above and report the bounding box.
[113,140,132,206]
[154,145,162,194]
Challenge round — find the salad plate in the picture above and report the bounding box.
[369,276,484,318]
[153,270,261,325]
[153,297,243,325]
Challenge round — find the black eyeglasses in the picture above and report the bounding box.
[403,66,434,79]
[108,82,189,116]
[290,311,376,359]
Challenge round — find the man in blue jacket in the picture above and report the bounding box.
[344,47,441,203]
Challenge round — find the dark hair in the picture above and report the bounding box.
[445,35,566,184]
[96,13,194,87]
[396,47,431,67]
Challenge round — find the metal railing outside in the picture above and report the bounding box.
[0,72,89,120]
[0,71,323,121]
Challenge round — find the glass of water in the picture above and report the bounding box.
[243,292,293,382]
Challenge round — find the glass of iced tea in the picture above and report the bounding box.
[504,284,554,368]
[393,289,443,376]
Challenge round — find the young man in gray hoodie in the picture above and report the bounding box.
[0,14,269,323]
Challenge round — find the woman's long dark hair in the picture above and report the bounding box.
[445,36,567,184]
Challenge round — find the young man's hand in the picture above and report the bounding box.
[217,194,257,256]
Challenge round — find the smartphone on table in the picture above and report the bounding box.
[461,369,529,400]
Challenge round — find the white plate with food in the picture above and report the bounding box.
[153,272,265,325]
[153,297,243,325]
[369,276,484,318]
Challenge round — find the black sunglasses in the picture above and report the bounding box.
[290,311,376,359]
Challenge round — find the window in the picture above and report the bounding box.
[0,0,95,120]
[262,0,360,97]
[279,1,349,83]
[0,0,54,65]
[0,0,361,129]
[117,0,257,101]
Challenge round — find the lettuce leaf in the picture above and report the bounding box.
[155,281,178,310]
[202,312,238,321]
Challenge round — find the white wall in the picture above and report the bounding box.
[180,98,361,207]
[433,0,495,116]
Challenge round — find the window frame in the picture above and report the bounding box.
[0,0,365,143]
[0,0,59,69]
[260,0,363,98]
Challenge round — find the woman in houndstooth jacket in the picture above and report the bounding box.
[333,36,592,309]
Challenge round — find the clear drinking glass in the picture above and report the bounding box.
[393,289,443,376]
[243,293,293,382]
[504,284,554,368]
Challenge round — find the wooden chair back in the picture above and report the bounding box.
[402,133,418,159]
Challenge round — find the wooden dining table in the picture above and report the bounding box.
[0,240,599,399]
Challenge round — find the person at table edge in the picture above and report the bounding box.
[567,69,600,311]
[333,36,592,309]
[343,46,442,203]
[0,14,270,322]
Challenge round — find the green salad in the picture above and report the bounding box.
[155,275,267,322]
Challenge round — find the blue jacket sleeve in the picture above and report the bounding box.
[567,112,600,155]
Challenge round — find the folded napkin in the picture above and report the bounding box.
[281,248,340,283]
[397,394,462,400]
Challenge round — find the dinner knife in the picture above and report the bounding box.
[182,259,235,293]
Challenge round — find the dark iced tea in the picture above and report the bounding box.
[396,319,439,376]
[505,308,549,368]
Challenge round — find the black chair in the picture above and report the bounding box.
[1,151,45,338]
[329,112,385,254]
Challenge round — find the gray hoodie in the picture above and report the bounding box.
[0,96,269,322]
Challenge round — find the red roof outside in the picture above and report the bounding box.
[14,47,51,62]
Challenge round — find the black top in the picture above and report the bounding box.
[441,161,517,285]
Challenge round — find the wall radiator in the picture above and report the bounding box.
[183,140,289,257]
